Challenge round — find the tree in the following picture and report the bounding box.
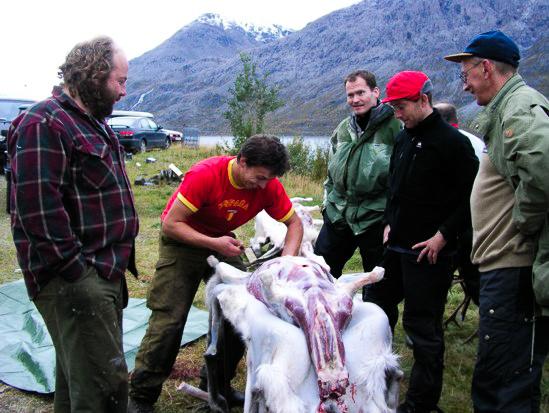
[223,53,284,153]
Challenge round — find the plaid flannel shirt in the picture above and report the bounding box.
[8,87,139,299]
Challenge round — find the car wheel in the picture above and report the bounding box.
[164,137,171,149]
[139,139,147,153]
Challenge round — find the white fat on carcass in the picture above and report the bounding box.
[214,282,399,413]
[205,256,401,413]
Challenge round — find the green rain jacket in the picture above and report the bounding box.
[471,74,549,315]
[323,103,401,235]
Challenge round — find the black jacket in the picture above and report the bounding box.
[385,109,479,253]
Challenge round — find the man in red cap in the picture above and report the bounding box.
[363,70,478,413]
[445,30,549,413]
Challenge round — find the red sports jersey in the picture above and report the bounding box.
[161,156,293,237]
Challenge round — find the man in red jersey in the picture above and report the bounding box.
[128,135,303,413]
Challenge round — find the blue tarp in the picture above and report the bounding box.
[0,279,208,394]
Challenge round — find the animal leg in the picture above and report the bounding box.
[385,366,404,410]
[204,296,230,413]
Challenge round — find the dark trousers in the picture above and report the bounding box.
[34,266,127,413]
[472,267,549,413]
[314,213,384,278]
[363,250,454,412]
[129,230,245,404]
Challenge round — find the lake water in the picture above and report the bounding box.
[199,135,330,149]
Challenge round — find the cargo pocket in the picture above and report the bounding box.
[146,258,179,311]
[477,291,530,380]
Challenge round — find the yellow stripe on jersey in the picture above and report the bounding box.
[177,193,198,213]
[278,207,295,223]
[228,158,243,189]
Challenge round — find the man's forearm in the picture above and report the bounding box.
[162,219,215,250]
[281,215,303,256]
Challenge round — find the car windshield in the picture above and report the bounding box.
[107,117,139,128]
[0,99,35,121]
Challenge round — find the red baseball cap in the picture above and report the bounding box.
[382,71,433,103]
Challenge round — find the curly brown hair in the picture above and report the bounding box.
[58,36,117,111]
[237,135,290,177]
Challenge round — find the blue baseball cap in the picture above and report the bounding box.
[444,30,520,68]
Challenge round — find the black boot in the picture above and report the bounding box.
[227,388,245,407]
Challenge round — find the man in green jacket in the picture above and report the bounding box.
[445,30,549,413]
[314,70,401,281]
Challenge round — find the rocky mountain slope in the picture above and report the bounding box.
[119,1,548,135]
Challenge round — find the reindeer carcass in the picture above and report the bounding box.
[250,197,322,258]
[205,256,402,413]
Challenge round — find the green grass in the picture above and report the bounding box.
[0,145,547,412]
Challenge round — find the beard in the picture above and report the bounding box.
[78,80,118,120]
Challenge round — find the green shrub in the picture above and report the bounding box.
[286,136,329,182]
[310,144,330,182]
[286,136,311,176]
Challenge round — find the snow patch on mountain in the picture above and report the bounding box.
[197,13,293,42]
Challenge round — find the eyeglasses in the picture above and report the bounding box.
[459,60,483,83]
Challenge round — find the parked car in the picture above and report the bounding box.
[163,128,183,142]
[107,116,170,153]
[0,98,36,175]
[109,109,154,119]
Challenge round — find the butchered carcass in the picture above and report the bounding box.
[250,197,322,258]
[206,255,400,413]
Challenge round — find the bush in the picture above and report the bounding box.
[286,136,329,182]
[310,145,330,182]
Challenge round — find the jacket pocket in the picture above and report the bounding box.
[324,193,347,228]
[74,143,118,189]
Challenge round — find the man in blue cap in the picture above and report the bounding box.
[445,31,549,413]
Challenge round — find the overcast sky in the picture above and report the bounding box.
[1,0,360,99]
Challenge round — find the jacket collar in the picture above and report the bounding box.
[52,86,87,115]
[51,86,113,142]
[470,74,525,137]
[350,101,395,135]
[52,85,109,128]
[405,108,440,138]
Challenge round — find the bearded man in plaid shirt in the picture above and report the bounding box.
[7,36,139,412]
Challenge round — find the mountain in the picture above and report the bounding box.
[122,13,293,130]
[119,1,548,135]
